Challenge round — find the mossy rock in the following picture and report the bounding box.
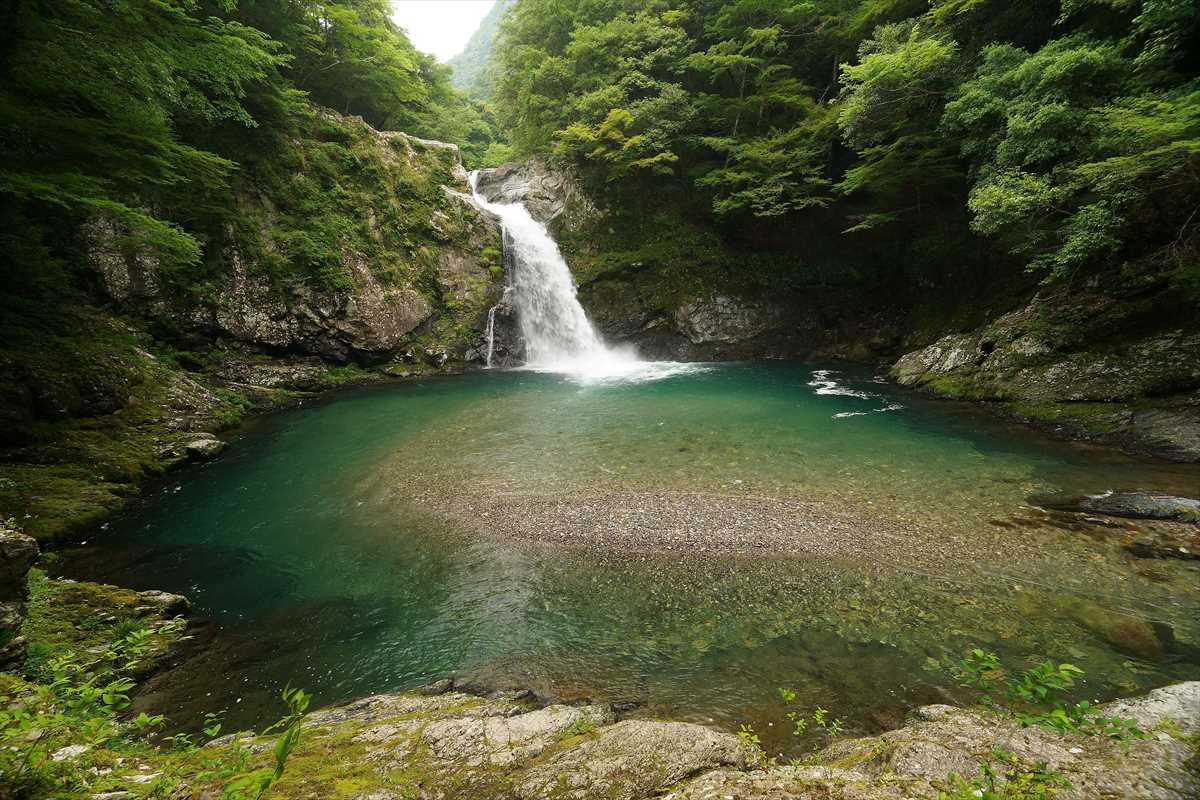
[21,569,189,683]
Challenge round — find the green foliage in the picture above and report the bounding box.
[837,20,959,150]
[556,108,679,180]
[0,0,288,288]
[739,687,846,769]
[776,686,845,746]
[954,648,1150,746]
[558,715,598,740]
[736,723,771,768]
[938,749,1071,800]
[943,35,1200,282]
[492,0,1198,290]
[0,0,506,304]
[0,618,187,796]
[0,660,310,800]
[697,103,837,218]
[448,0,518,100]
[220,687,310,800]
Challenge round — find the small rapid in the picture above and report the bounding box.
[469,172,697,383]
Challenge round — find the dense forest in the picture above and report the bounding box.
[0,0,508,301]
[6,0,1195,306]
[491,0,1199,295]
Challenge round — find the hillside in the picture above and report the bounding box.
[448,0,518,99]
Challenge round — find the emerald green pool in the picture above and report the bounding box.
[67,363,1200,753]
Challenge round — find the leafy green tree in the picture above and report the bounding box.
[696,105,836,218]
[943,34,1199,281]
[448,0,518,99]
[289,0,427,127]
[0,0,287,285]
[835,19,964,229]
[556,108,679,180]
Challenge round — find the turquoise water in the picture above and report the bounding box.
[66,363,1200,753]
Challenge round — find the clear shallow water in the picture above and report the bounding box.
[65,363,1200,753]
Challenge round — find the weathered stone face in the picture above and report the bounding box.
[99,680,1200,799]
[674,295,777,344]
[665,682,1200,800]
[294,690,747,800]
[473,157,601,229]
[890,290,1200,461]
[0,525,39,670]
[83,110,504,367]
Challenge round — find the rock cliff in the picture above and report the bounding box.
[0,111,509,542]
[473,158,907,363]
[0,524,38,669]
[892,288,1200,461]
[85,113,505,366]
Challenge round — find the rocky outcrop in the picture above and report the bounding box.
[74,681,1200,799]
[1035,492,1200,524]
[667,682,1200,800]
[184,435,226,461]
[473,157,601,230]
[0,525,38,670]
[674,295,779,345]
[215,356,334,392]
[892,290,1200,460]
[202,249,436,362]
[91,214,497,365]
[85,109,504,367]
[270,689,748,800]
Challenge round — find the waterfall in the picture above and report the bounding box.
[483,287,509,369]
[469,172,649,380]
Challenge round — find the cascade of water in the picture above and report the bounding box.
[469,171,648,379]
[468,172,702,382]
[483,286,509,369]
[484,305,498,368]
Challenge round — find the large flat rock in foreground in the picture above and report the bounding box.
[668,681,1200,800]
[85,681,1199,798]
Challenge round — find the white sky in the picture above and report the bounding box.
[390,1,497,63]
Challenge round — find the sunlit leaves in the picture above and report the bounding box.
[838,20,958,149]
[556,108,679,180]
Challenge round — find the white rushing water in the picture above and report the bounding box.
[470,172,698,382]
[808,369,904,419]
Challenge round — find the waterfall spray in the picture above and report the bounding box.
[469,172,699,382]
[470,172,638,377]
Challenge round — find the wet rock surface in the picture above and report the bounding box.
[1077,492,1200,523]
[674,295,779,345]
[1034,491,1200,523]
[184,435,225,461]
[473,158,600,230]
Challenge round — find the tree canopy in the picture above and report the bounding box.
[492,0,1200,289]
[0,0,508,295]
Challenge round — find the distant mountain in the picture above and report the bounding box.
[448,0,515,100]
